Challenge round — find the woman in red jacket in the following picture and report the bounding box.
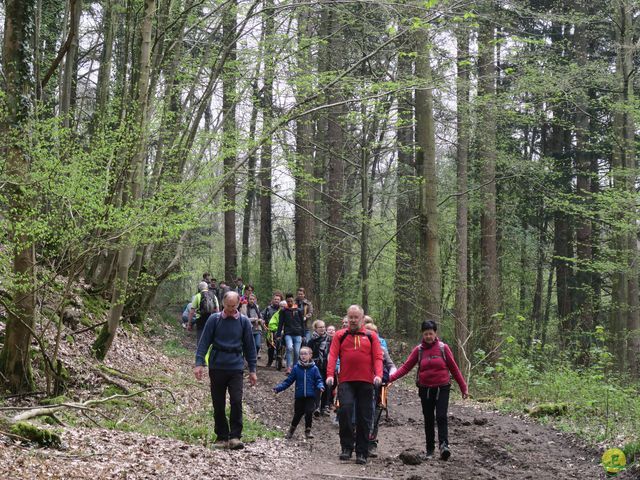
[388,320,468,461]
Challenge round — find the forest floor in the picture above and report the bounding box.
[0,315,624,480]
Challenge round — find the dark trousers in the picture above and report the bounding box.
[338,381,374,457]
[369,385,383,443]
[291,397,316,429]
[314,367,331,411]
[209,369,244,440]
[267,339,276,365]
[419,384,450,451]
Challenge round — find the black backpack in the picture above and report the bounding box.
[198,290,217,328]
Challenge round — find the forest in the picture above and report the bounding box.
[0,0,639,477]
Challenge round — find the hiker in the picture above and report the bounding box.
[187,281,219,344]
[262,292,283,367]
[307,320,332,416]
[326,305,383,465]
[273,346,324,440]
[326,324,336,339]
[193,291,257,450]
[276,293,305,373]
[217,281,231,305]
[209,278,220,300]
[242,293,264,358]
[181,302,192,329]
[296,287,314,344]
[235,277,245,297]
[388,320,468,461]
[364,323,397,457]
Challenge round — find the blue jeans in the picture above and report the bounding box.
[253,332,262,354]
[284,335,302,369]
[304,329,312,344]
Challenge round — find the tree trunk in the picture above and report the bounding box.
[259,0,274,298]
[0,0,37,393]
[454,25,470,373]
[414,25,440,322]
[617,0,640,376]
[294,0,317,308]
[90,0,115,134]
[394,35,417,335]
[241,85,259,281]
[60,0,81,129]
[477,5,500,358]
[93,0,156,359]
[223,0,238,282]
[573,12,593,358]
[323,5,346,315]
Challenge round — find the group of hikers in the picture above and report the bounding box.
[187,273,469,465]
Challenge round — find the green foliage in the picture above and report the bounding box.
[472,343,640,445]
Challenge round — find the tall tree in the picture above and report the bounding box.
[414,23,440,321]
[60,0,81,129]
[394,41,417,335]
[259,0,274,297]
[615,0,640,376]
[322,4,347,314]
[93,0,156,359]
[573,7,594,354]
[0,0,37,393]
[294,1,317,306]
[477,2,500,357]
[454,24,470,375]
[223,0,238,282]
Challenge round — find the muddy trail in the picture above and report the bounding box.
[0,324,611,480]
[249,356,605,480]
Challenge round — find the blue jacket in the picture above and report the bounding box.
[274,361,324,398]
[195,312,257,373]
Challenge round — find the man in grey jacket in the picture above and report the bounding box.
[194,291,257,450]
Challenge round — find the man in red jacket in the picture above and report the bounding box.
[326,305,383,465]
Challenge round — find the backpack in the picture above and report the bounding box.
[338,329,373,347]
[198,290,218,328]
[203,313,250,367]
[415,341,448,387]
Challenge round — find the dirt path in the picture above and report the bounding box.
[0,326,608,479]
[248,356,605,480]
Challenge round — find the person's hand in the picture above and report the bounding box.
[325,377,334,387]
[193,366,205,381]
[462,392,469,400]
[273,388,279,394]
[320,388,325,393]
[373,376,382,387]
[249,372,258,386]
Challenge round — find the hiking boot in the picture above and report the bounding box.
[212,439,228,449]
[339,448,352,461]
[355,454,367,465]
[321,407,331,416]
[304,428,314,439]
[266,361,272,368]
[368,442,378,458]
[439,443,450,461]
[228,438,244,450]
[285,426,296,440]
[313,409,321,418]
[423,449,435,459]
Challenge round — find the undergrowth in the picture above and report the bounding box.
[69,309,282,447]
[471,334,640,459]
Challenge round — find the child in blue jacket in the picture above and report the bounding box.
[274,346,324,439]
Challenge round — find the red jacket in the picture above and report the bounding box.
[327,327,383,383]
[389,337,467,394]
